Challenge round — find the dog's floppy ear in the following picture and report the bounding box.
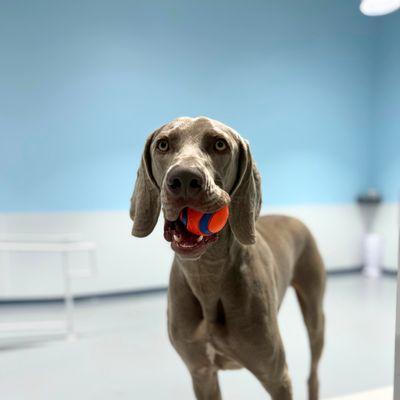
[130,131,161,237]
[228,138,262,245]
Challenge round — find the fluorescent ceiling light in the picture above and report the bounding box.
[360,0,400,16]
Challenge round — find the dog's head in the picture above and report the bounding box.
[130,117,261,259]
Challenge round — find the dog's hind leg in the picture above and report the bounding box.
[292,234,326,400]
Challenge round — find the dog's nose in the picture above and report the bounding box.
[166,166,204,199]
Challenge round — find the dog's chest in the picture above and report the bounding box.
[194,318,242,370]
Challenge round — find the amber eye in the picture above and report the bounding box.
[214,139,228,152]
[156,139,169,152]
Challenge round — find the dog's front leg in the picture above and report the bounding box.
[190,367,222,400]
[169,337,222,400]
[231,316,293,400]
[239,342,292,400]
[168,265,222,400]
[257,367,292,400]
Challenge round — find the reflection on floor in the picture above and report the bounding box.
[0,275,396,400]
[327,386,392,400]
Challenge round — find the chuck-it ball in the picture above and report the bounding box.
[179,205,229,236]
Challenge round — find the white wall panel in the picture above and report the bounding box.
[1,202,395,299]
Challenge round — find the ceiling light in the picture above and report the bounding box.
[360,0,400,16]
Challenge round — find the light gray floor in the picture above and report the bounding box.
[0,275,396,400]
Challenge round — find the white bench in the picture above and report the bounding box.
[0,235,96,340]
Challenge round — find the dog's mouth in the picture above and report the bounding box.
[164,218,219,257]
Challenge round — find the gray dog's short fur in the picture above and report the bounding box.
[130,117,326,400]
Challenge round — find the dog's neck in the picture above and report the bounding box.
[174,227,245,322]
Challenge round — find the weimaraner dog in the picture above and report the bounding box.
[130,116,326,400]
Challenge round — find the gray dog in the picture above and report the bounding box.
[130,117,326,400]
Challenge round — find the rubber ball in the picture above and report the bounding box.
[179,205,229,236]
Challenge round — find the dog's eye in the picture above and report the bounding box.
[156,139,169,152]
[214,139,227,152]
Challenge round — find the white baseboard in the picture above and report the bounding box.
[0,202,397,299]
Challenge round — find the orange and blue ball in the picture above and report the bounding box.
[179,205,229,236]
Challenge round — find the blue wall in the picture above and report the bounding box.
[372,12,400,202]
[0,0,377,212]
